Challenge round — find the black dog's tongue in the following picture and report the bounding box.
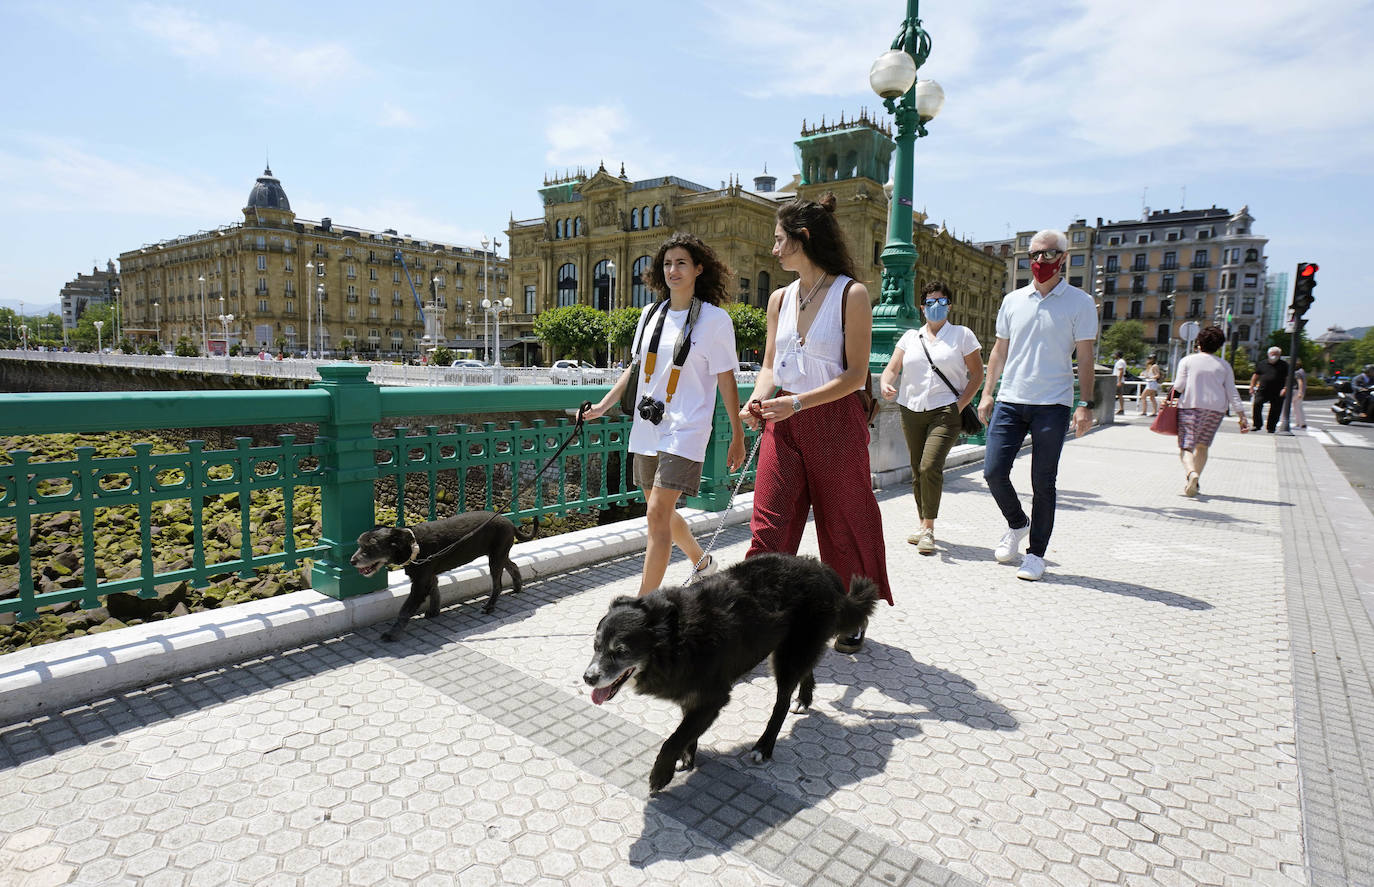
[591,685,613,705]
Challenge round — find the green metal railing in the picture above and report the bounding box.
[1,365,760,621]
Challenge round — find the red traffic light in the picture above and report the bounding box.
[1299,263,1318,277]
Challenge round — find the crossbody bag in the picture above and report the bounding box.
[917,330,983,435]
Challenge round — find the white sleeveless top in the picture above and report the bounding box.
[771,275,850,393]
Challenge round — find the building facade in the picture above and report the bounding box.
[118,168,509,358]
[59,261,120,333]
[508,115,1003,361]
[1092,207,1268,360]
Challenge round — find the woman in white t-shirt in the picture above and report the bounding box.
[879,281,984,555]
[586,233,746,595]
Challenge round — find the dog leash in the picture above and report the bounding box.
[683,401,768,586]
[408,401,594,567]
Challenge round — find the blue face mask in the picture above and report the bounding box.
[922,301,949,323]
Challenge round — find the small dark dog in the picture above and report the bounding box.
[350,512,535,642]
[583,552,877,792]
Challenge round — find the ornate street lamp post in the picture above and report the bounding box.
[605,259,616,368]
[483,296,513,368]
[868,1,943,369]
[197,275,208,358]
[93,320,104,357]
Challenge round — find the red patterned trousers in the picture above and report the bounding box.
[746,392,893,604]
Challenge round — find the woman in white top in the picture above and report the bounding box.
[879,281,984,555]
[1170,325,1249,497]
[739,194,892,654]
[1139,355,1162,416]
[586,233,746,594]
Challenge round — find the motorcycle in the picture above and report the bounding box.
[1331,379,1374,425]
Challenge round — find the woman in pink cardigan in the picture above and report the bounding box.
[1169,326,1250,497]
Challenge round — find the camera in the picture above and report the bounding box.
[637,394,666,425]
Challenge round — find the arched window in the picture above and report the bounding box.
[652,205,663,226]
[594,259,613,312]
[574,217,584,237]
[631,255,653,307]
[630,208,640,230]
[555,220,563,239]
[557,263,578,307]
[756,271,771,305]
[642,206,650,227]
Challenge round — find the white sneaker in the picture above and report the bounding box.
[693,554,718,577]
[994,525,1030,563]
[1016,553,1046,581]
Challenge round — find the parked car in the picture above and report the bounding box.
[738,361,762,372]
[451,359,488,368]
[549,359,601,383]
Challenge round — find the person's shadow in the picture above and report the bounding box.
[627,638,1016,867]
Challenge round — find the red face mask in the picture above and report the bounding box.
[1030,258,1062,284]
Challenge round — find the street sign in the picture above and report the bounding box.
[1178,321,1200,341]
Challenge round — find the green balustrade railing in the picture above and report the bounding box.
[1,365,760,622]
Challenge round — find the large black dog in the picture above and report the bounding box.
[583,552,878,792]
[350,512,535,642]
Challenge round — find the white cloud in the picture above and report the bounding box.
[129,4,360,90]
[541,104,709,185]
[0,136,242,225]
[379,104,419,129]
[315,199,488,252]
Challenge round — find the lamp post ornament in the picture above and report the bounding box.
[868,0,941,370]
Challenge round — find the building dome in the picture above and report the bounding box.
[246,166,291,211]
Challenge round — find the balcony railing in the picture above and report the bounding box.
[1191,261,1211,269]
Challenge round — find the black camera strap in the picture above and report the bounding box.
[641,297,700,404]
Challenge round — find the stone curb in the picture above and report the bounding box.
[0,498,758,725]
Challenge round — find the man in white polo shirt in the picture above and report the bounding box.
[976,229,1099,581]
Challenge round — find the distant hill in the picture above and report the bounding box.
[1347,326,1369,340]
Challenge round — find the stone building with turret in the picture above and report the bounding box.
[507,113,1002,359]
[117,168,509,359]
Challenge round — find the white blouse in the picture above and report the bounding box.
[895,323,982,412]
[771,275,851,393]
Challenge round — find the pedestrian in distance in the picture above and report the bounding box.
[1290,359,1307,428]
[1139,355,1162,416]
[585,232,747,596]
[740,194,893,653]
[879,281,984,556]
[1113,351,1128,414]
[1249,346,1288,433]
[1170,326,1249,496]
[977,228,1099,582]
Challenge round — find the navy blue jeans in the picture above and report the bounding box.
[982,402,1071,558]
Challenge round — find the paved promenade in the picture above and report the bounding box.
[2,418,1371,886]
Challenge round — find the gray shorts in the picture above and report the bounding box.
[633,452,703,496]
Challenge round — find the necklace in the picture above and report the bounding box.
[795,274,828,347]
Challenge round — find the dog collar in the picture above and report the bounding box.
[400,528,421,566]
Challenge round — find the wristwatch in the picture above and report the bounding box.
[1075,399,1095,409]
[791,395,804,413]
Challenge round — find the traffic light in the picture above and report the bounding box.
[1292,262,1318,317]
[1160,295,1173,317]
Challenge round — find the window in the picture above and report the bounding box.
[1167,232,1178,242]
[1156,324,1169,345]
[1129,300,1143,319]
[630,208,640,230]
[1192,249,1209,268]
[1189,298,1202,317]
[285,300,296,315]
[1072,231,1086,243]
[1018,235,1030,247]
[393,271,401,283]
[1162,274,1175,293]
[344,247,353,258]
[594,259,614,311]
[257,236,266,249]
[1192,273,1206,292]
[257,299,268,313]
[1105,256,1119,273]
[1137,234,1149,244]
[1197,229,1211,239]
[574,217,584,236]
[631,255,653,306]
[348,307,358,320]
[1016,277,1029,289]
[757,271,771,304]
[1108,236,1120,246]
[1017,257,1029,270]
[1132,254,1147,271]
[1243,273,1258,288]
[257,255,267,271]
[369,269,377,280]
[1101,301,1115,319]
[739,277,750,302]
[1104,278,1117,295]
[525,285,536,313]
[557,263,578,307]
[653,205,663,226]
[555,220,564,239]
[1242,296,1256,314]
[1132,275,1145,294]
[1245,248,1259,262]
[1069,276,1083,287]
[1070,254,1085,267]
[1238,324,1251,342]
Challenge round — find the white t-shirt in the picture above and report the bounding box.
[771,276,850,394]
[627,300,739,461]
[994,279,1099,407]
[895,324,981,412]
[1113,358,1127,379]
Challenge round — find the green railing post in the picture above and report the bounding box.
[311,364,384,599]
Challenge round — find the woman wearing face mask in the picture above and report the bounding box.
[739,194,892,654]
[586,232,746,595]
[879,281,984,555]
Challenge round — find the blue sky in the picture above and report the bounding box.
[2,0,1371,335]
